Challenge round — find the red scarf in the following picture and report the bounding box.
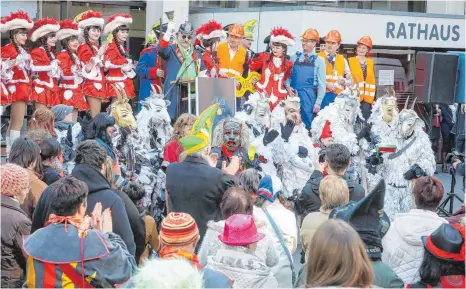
[221,145,235,158]
[159,246,202,269]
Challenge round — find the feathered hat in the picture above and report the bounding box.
[56,20,80,41]
[243,19,257,40]
[103,13,132,35]
[196,20,223,40]
[270,27,295,46]
[0,10,33,34]
[30,18,60,42]
[179,103,219,155]
[74,10,104,29]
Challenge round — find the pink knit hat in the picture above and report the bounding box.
[1,163,30,197]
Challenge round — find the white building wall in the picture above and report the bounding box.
[427,0,465,15]
[146,0,190,36]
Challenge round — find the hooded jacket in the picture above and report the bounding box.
[206,247,278,288]
[382,209,448,284]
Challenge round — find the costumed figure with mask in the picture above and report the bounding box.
[211,117,260,175]
[103,13,136,100]
[285,28,326,130]
[373,98,436,218]
[157,20,202,119]
[249,27,294,111]
[195,20,223,78]
[270,97,316,198]
[1,10,34,156]
[75,10,107,118]
[136,22,166,111]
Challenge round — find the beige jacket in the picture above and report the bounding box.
[20,169,47,219]
[300,208,332,255]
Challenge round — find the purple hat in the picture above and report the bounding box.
[218,214,264,246]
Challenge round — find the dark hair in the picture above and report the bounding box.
[26,128,52,144]
[61,36,80,66]
[83,26,102,50]
[325,144,351,174]
[75,140,107,170]
[202,37,220,48]
[39,137,62,161]
[418,249,465,286]
[86,113,115,146]
[9,136,43,176]
[413,176,444,211]
[10,28,27,53]
[123,181,146,205]
[38,33,56,60]
[220,186,253,219]
[50,176,88,216]
[113,25,129,58]
[238,168,261,195]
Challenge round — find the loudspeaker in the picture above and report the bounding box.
[415,52,458,104]
[447,51,465,104]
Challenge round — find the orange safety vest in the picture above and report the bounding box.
[349,57,376,104]
[318,51,346,94]
[217,42,247,78]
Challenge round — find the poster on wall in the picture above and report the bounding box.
[378,70,395,86]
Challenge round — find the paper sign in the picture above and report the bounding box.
[378,70,395,86]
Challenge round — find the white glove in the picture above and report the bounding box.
[163,21,176,42]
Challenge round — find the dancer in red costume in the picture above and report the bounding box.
[195,20,223,78]
[0,10,34,156]
[56,20,89,121]
[76,10,106,118]
[30,18,61,110]
[103,13,135,101]
[249,27,294,111]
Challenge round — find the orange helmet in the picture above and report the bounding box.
[228,23,244,37]
[325,30,342,43]
[357,36,372,49]
[301,28,319,41]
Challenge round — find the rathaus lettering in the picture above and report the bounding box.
[386,22,460,41]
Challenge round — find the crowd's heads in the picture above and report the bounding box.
[238,168,261,197]
[123,181,146,206]
[28,108,57,138]
[159,212,200,249]
[39,137,62,164]
[86,112,116,145]
[51,104,73,122]
[256,175,283,204]
[330,180,390,260]
[75,140,107,171]
[220,186,253,219]
[130,258,203,289]
[412,176,444,211]
[1,163,30,204]
[319,175,349,211]
[26,129,52,144]
[324,143,351,175]
[9,136,43,175]
[50,176,88,217]
[172,113,197,140]
[218,214,264,250]
[306,219,373,288]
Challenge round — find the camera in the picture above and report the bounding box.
[445,151,465,164]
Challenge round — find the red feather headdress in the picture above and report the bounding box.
[270,27,295,46]
[104,13,133,35]
[29,18,60,42]
[0,10,33,33]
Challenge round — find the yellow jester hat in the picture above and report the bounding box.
[243,19,257,40]
[179,103,219,155]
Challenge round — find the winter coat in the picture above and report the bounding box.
[372,260,404,288]
[21,169,47,219]
[382,209,448,284]
[206,247,278,288]
[296,170,365,218]
[198,220,279,268]
[41,166,61,185]
[30,163,136,257]
[1,195,31,288]
[166,155,236,250]
[139,214,159,265]
[300,209,331,257]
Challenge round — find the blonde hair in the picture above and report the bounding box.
[306,219,373,288]
[102,157,114,186]
[319,175,349,210]
[28,108,56,138]
[173,113,197,140]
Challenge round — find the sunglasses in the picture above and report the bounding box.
[181,35,192,40]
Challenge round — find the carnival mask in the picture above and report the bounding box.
[399,109,419,139]
[223,120,242,152]
[284,97,302,124]
[335,91,358,124]
[381,96,398,122]
[254,99,271,129]
[110,99,136,129]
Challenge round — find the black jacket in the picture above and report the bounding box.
[41,167,61,185]
[166,155,236,251]
[31,164,137,258]
[296,170,365,218]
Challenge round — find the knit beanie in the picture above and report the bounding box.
[160,212,199,246]
[51,104,73,122]
[1,163,30,197]
[256,175,283,203]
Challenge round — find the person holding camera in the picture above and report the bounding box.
[295,143,365,220]
[452,158,465,176]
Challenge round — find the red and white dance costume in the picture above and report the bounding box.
[249,27,294,111]
[103,14,135,99]
[195,20,223,78]
[76,11,107,101]
[56,20,88,111]
[30,18,61,107]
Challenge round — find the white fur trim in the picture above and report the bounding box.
[103,16,132,35]
[30,24,60,42]
[270,35,295,46]
[1,19,33,33]
[106,75,127,82]
[105,60,125,69]
[57,28,80,41]
[78,17,104,29]
[34,78,54,88]
[203,30,223,40]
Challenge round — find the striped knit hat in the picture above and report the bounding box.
[1,163,30,197]
[160,212,199,246]
[256,175,283,203]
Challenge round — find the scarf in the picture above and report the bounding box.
[175,40,197,80]
[45,214,87,238]
[159,246,202,269]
